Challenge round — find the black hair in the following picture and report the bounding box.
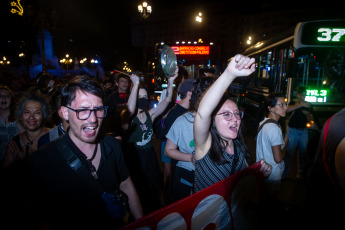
[0,84,16,122]
[116,74,130,83]
[36,71,53,94]
[209,95,251,164]
[189,76,216,113]
[263,92,285,117]
[61,75,105,107]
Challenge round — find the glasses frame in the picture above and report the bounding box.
[66,106,108,120]
[276,103,288,108]
[216,110,244,121]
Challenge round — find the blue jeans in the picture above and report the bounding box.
[283,127,309,178]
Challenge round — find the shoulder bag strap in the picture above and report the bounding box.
[54,137,105,195]
[322,116,339,191]
[257,118,278,134]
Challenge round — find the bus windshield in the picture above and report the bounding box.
[294,48,345,104]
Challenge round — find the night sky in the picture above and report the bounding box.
[1,0,342,70]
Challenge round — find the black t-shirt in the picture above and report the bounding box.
[104,91,129,136]
[155,104,188,141]
[288,103,313,129]
[28,133,129,229]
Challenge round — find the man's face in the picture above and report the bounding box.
[62,89,104,146]
[116,77,129,93]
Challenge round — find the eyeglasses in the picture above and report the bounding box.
[276,103,288,108]
[216,110,243,121]
[66,106,108,120]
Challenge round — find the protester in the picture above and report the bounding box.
[283,86,314,180]
[306,108,345,228]
[0,84,23,163]
[165,76,215,202]
[193,54,272,193]
[27,75,143,229]
[123,70,177,214]
[104,74,131,140]
[155,78,195,204]
[256,92,289,197]
[37,84,68,148]
[1,91,50,170]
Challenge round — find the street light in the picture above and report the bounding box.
[138,2,152,20]
[196,12,202,23]
[0,56,10,65]
[60,54,73,71]
[138,1,152,73]
[247,36,252,45]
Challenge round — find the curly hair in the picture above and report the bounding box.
[16,91,51,126]
[189,76,216,113]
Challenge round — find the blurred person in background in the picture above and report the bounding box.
[0,84,24,163]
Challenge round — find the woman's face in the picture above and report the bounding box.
[270,97,288,118]
[0,89,11,110]
[21,100,43,131]
[138,88,148,99]
[214,99,242,141]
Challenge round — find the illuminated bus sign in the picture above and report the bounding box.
[300,21,345,46]
[171,46,210,55]
[317,28,345,42]
[305,89,328,103]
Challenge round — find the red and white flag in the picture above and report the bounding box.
[120,162,265,230]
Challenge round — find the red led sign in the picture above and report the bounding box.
[171,46,210,55]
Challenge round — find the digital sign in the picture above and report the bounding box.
[317,28,345,42]
[305,89,328,103]
[171,46,210,55]
[301,21,345,46]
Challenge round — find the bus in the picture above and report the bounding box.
[229,19,345,131]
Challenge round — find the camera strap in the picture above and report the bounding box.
[54,137,105,196]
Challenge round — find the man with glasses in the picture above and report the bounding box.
[28,75,143,229]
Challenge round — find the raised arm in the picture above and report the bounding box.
[149,68,178,122]
[126,74,140,116]
[194,55,255,159]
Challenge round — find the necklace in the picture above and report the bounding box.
[86,144,98,179]
[89,143,98,161]
[25,129,44,145]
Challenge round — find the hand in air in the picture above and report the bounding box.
[130,74,140,86]
[226,54,255,77]
[168,66,179,83]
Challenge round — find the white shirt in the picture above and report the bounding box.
[256,117,285,182]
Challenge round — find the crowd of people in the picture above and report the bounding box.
[0,53,344,229]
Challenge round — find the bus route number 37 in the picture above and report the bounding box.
[317,28,345,42]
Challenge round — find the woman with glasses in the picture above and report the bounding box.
[256,92,289,198]
[193,54,272,193]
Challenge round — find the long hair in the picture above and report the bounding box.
[0,84,16,122]
[61,75,105,107]
[209,95,251,164]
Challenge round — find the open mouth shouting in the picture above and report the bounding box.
[229,123,238,133]
[83,124,98,137]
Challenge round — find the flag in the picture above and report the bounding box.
[120,162,265,230]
